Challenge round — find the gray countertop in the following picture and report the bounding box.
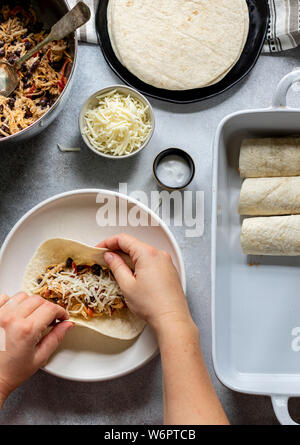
[1,43,300,425]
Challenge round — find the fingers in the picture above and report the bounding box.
[15,294,44,318]
[11,292,29,305]
[0,292,28,313]
[97,233,143,253]
[35,321,74,367]
[104,252,134,290]
[28,300,68,333]
[97,234,148,260]
[12,292,28,304]
[0,294,10,309]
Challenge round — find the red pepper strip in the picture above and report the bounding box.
[87,308,94,318]
[60,59,71,77]
[57,79,66,92]
[57,60,71,92]
[26,84,36,99]
[43,289,51,299]
[72,262,77,274]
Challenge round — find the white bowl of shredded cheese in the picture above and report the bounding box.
[79,85,155,159]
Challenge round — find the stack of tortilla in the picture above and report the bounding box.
[107,0,249,91]
[238,138,300,256]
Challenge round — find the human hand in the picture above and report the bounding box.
[0,292,74,409]
[97,234,192,333]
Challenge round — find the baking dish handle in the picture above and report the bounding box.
[272,70,300,108]
[272,396,298,425]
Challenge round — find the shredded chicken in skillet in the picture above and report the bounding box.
[0,2,72,137]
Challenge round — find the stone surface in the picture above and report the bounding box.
[1,43,300,425]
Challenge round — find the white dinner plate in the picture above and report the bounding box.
[0,189,186,382]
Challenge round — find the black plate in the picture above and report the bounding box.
[96,0,269,104]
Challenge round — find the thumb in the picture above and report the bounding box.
[35,321,74,367]
[104,252,134,290]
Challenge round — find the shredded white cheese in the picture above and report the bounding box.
[82,90,152,156]
[30,268,123,316]
[57,144,81,152]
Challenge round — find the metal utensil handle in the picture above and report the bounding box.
[272,396,298,425]
[16,35,52,68]
[50,1,91,41]
[272,70,300,108]
[15,2,90,69]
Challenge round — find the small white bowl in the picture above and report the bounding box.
[79,85,155,160]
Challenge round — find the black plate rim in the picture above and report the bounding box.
[95,1,270,104]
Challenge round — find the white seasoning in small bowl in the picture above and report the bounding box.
[156,155,191,188]
[82,89,152,157]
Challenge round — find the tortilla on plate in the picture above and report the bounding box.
[22,238,146,340]
[107,0,249,91]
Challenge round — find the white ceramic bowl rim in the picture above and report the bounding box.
[0,188,185,291]
[0,188,186,382]
[79,85,155,160]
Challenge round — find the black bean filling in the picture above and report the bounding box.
[91,264,102,276]
[65,257,73,269]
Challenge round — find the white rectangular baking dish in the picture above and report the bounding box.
[212,71,300,425]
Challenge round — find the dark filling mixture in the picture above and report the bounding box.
[32,257,126,320]
[0,1,72,137]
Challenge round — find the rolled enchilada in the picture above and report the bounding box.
[241,215,300,256]
[239,138,300,178]
[239,177,300,216]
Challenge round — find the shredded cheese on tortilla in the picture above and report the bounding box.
[82,90,152,156]
[30,265,124,319]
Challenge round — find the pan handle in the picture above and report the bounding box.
[272,70,300,108]
[272,396,298,425]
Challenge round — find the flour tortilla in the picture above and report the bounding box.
[22,238,146,340]
[108,0,249,91]
[239,177,300,216]
[241,215,300,256]
[201,0,249,87]
[239,138,300,179]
